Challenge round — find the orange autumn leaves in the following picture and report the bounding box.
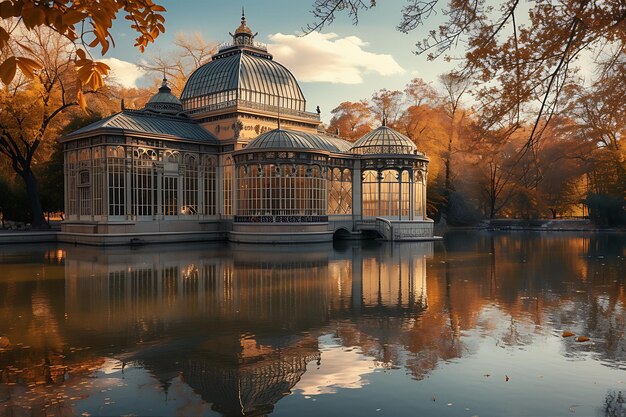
[562,331,590,342]
[0,0,166,109]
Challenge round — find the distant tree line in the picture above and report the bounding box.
[327,75,624,227]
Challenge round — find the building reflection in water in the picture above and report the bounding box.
[1,234,622,416]
[57,242,432,416]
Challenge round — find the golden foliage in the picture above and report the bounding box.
[0,0,166,110]
[328,100,373,141]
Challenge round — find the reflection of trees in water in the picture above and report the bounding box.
[0,349,104,417]
[439,232,625,359]
[601,390,625,417]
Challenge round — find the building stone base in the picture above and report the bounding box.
[58,231,227,246]
[48,217,440,246]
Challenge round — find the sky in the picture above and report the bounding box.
[101,0,458,123]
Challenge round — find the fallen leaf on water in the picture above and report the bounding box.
[562,331,575,338]
[576,336,590,342]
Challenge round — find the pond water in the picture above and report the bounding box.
[0,232,624,417]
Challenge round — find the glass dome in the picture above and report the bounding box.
[144,78,184,115]
[350,126,417,155]
[246,129,352,153]
[180,15,306,115]
[246,129,316,150]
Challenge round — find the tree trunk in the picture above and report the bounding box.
[21,169,48,229]
[550,208,557,219]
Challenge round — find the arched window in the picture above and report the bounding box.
[164,151,180,163]
[414,169,426,219]
[380,170,399,218]
[223,156,233,216]
[132,149,156,217]
[362,170,378,217]
[400,170,410,219]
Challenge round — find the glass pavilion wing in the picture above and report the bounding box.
[350,127,417,155]
[64,112,220,143]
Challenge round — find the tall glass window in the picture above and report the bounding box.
[78,149,91,217]
[223,157,233,216]
[203,156,216,215]
[78,171,91,216]
[92,147,104,216]
[415,170,425,219]
[132,149,156,217]
[362,170,378,217]
[183,154,198,215]
[328,168,352,215]
[107,146,125,217]
[162,176,178,216]
[380,170,399,218]
[400,170,410,219]
[66,151,77,216]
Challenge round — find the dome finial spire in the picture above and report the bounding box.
[231,6,255,44]
[161,67,168,88]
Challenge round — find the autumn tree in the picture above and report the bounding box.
[0,1,167,227]
[0,0,166,104]
[327,100,373,141]
[307,0,625,149]
[140,32,217,96]
[438,72,469,208]
[0,27,80,227]
[370,88,404,126]
[0,25,136,228]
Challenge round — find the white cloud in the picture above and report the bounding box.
[268,32,404,84]
[293,343,376,395]
[100,57,146,89]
